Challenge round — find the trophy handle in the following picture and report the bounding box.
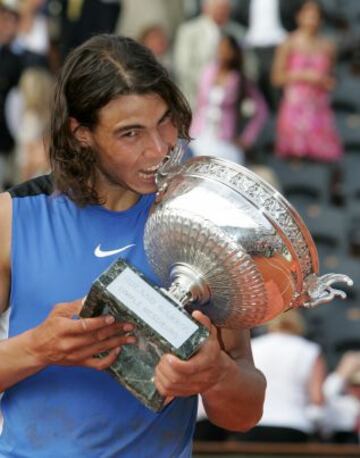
[302,273,353,308]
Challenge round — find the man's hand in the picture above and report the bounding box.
[154,311,227,398]
[26,299,135,371]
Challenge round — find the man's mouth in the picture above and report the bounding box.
[139,161,164,179]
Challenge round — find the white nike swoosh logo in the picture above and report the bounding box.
[94,243,136,258]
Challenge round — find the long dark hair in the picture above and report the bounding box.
[219,33,243,74]
[218,33,248,124]
[49,34,192,206]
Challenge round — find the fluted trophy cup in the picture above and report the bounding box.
[80,147,352,411]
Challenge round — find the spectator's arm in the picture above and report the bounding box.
[237,81,268,149]
[271,40,292,87]
[308,353,327,405]
[323,351,360,400]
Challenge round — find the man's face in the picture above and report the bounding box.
[84,93,178,200]
[0,8,19,45]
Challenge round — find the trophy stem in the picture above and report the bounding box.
[166,263,211,308]
[167,282,192,307]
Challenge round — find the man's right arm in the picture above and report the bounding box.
[0,192,47,391]
[0,193,136,392]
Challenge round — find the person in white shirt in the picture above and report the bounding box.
[231,309,327,442]
[323,351,360,444]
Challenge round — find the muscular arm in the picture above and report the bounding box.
[0,192,135,392]
[155,312,266,431]
[201,326,266,431]
[0,193,41,391]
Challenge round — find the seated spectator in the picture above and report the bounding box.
[190,33,268,164]
[271,1,343,162]
[323,351,360,444]
[231,309,327,443]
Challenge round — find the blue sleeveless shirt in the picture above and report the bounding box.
[0,176,197,458]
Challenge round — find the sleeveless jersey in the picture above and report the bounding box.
[0,175,197,458]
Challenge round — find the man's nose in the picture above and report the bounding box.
[145,129,169,158]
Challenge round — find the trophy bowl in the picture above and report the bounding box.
[144,156,353,329]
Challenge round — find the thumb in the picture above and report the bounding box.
[192,310,213,332]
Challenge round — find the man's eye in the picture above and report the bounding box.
[122,130,138,138]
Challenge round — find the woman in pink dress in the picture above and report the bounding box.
[272,1,343,162]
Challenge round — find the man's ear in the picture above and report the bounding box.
[69,117,92,147]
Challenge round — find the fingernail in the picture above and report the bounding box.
[105,315,115,324]
[123,323,134,332]
[115,347,121,355]
[126,336,136,344]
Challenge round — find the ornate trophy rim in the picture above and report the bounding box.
[173,156,319,282]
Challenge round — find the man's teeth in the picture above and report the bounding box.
[143,163,163,173]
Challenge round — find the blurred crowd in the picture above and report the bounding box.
[196,310,360,445]
[1,0,359,185]
[0,0,359,446]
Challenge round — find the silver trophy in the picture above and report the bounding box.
[146,154,352,328]
[81,150,352,411]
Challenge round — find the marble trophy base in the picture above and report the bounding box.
[80,259,209,412]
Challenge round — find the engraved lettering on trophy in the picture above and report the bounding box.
[106,267,198,348]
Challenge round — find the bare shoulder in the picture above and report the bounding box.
[0,192,12,313]
[218,327,253,362]
[274,35,294,58]
[320,37,336,56]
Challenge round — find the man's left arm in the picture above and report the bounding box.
[154,311,266,431]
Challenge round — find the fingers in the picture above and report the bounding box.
[154,351,210,397]
[192,310,212,329]
[66,311,125,336]
[192,311,217,339]
[57,321,134,353]
[154,314,222,397]
[95,321,133,342]
[155,365,206,397]
[81,348,122,371]
[67,334,136,363]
